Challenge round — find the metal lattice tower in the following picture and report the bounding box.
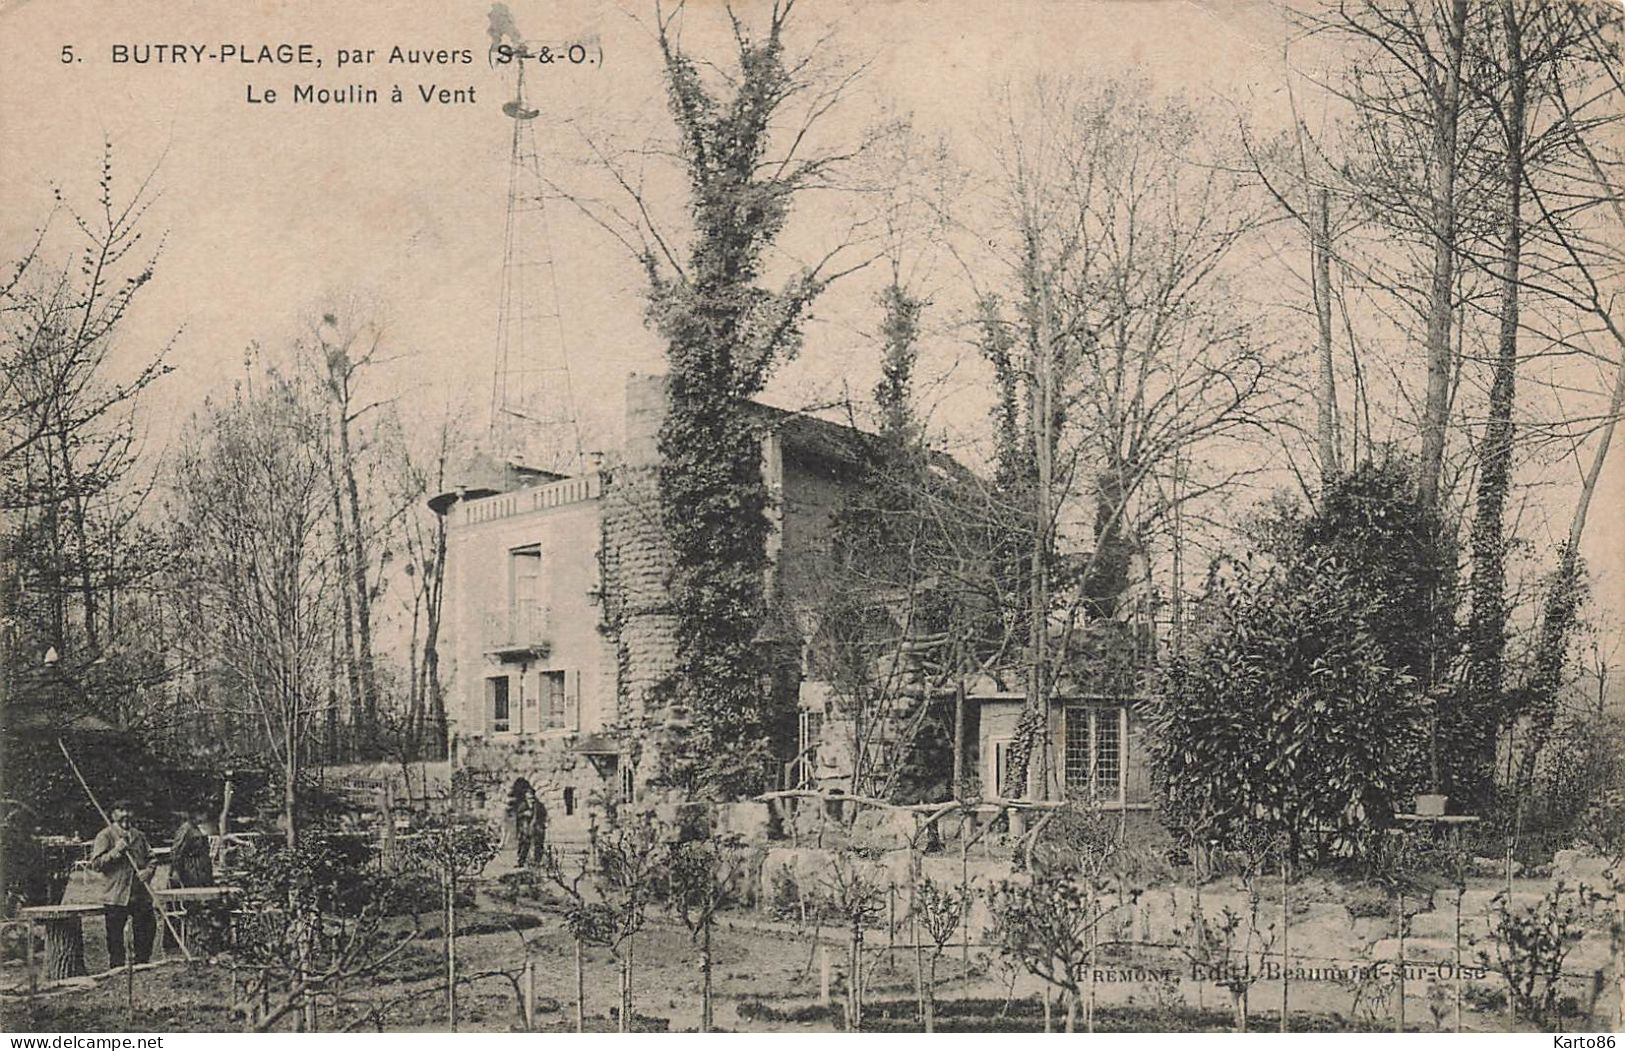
[490,58,583,475]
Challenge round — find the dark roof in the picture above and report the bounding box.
[5,706,121,736]
[429,448,569,514]
[749,401,964,476]
[748,402,874,467]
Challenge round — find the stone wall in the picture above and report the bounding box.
[600,459,678,730]
[751,841,1619,999]
[459,732,618,842]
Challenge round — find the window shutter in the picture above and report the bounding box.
[564,669,581,731]
[524,671,541,733]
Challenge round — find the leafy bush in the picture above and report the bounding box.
[1027,805,1118,877]
[1535,709,1625,856]
[1480,882,1589,1026]
[988,870,1112,1032]
[768,865,802,921]
[1149,461,1472,862]
[1149,552,1429,861]
[203,838,422,1030]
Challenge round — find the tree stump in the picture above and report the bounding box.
[21,905,102,980]
[44,917,87,979]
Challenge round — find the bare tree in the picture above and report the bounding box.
[1,145,171,682]
[1302,0,1494,511]
[972,76,1282,800]
[1504,9,1625,790]
[392,406,459,762]
[663,834,750,1032]
[171,352,341,846]
[303,310,406,760]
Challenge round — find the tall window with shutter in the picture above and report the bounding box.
[990,737,1015,799]
[508,545,542,643]
[541,671,567,730]
[486,675,511,734]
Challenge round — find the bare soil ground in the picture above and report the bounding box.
[0,885,1595,1033]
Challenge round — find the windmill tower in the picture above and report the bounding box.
[487,18,583,476]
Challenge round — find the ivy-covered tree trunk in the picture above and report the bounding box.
[1514,547,1585,794]
[1463,0,1527,807]
[644,3,841,796]
[658,369,776,794]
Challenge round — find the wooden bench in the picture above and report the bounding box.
[152,886,235,959]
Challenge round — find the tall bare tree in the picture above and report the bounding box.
[172,353,340,846]
[1304,0,1497,511]
[1,147,171,672]
[305,311,402,760]
[974,77,1281,800]
[390,406,459,762]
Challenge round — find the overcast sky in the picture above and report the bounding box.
[3,0,1621,638]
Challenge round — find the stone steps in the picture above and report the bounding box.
[1407,909,1492,942]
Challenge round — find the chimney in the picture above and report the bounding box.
[623,372,669,468]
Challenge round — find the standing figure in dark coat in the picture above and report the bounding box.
[170,806,215,888]
[90,802,157,968]
[526,790,548,865]
[513,789,536,866]
[504,777,532,860]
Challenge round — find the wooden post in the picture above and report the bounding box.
[1395,889,1406,1033]
[575,937,585,1032]
[624,934,635,1031]
[1462,890,1475,1033]
[912,905,925,1025]
[850,930,862,1032]
[701,921,714,1033]
[125,930,134,1030]
[819,943,831,1007]
[381,782,397,870]
[618,956,629,1033]
[1087,917,1097,1032]
[961,829,970,983]
[216,777,235,866]
[887,885,896,970]
[25,918,37,1012]
[952,681,965,797]
[446,873,458,1031]
[523,956,535,1030]
[1280,857,1290,1032]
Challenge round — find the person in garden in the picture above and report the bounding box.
[525,787,547,865]
[170,804,215,888]
[90,801,158,968]
[512,783,536,865]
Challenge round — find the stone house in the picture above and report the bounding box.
[434,372,1160,838]
[433,374,873,838]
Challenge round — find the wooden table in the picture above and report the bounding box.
[19,903,104,980]
[152,886,234,959]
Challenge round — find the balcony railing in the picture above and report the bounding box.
[456,473,603,527]
[484,602,551,661]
